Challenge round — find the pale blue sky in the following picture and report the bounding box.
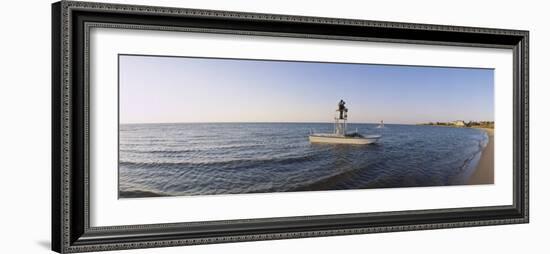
[119,55,494,124]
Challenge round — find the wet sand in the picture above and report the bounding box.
[468,128,494,184]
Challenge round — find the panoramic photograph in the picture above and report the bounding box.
[118,54,494,198]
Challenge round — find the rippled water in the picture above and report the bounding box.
[119,123,488,198]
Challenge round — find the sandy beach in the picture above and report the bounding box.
[468,128,494,184]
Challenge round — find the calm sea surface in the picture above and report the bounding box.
[119,123,488,198]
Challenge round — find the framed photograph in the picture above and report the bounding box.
[52,1,529,253]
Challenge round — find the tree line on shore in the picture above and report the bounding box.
[419,121,494,129]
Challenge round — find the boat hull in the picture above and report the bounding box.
[309,134,381,145]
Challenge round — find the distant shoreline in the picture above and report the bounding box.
[418,121,494,129]
[418,124,495,130]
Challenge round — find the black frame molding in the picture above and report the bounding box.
[52,1,529,253]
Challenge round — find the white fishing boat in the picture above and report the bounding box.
[376,120,385,128]
[309,100,381,145]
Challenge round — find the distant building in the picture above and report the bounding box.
[452,120,466,126]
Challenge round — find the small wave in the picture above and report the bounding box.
[120,148,199,154]
[452,132,489,183]
[120,143,264,154]
[119,153,318,170]
[119,189,169,198]
[288,162,371,192]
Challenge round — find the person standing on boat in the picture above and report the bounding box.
[338,100,347,120]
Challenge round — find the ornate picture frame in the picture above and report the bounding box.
[52,1,528,253]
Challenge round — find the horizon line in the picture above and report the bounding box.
[121,121,390,125]
[119,120,494,125]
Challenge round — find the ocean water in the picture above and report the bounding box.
[119,123,488,198]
